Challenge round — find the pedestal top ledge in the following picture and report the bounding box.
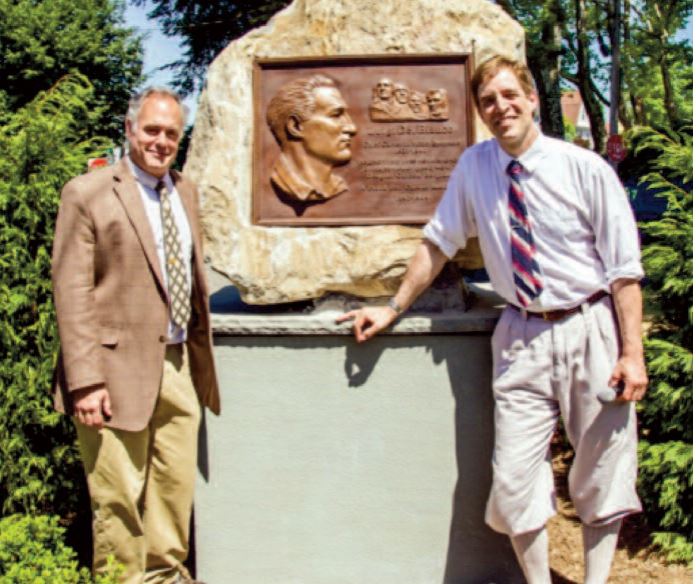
[208,265,504,336]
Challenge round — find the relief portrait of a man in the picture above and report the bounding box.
[266,75,357,203]
[369,77,399,121]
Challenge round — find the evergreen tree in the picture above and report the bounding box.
[0,0,143,521]
[0,0,143,138]
[632,125,693,562]
[0,74,111,517]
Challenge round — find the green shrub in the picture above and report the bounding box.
[637,440,693,558]
[633,125,693,563]
[0,74,109,516]
[0,514,121,583]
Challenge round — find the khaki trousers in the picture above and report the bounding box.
[76,345,201,584]
[485,296,641,536]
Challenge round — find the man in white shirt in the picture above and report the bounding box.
[52,87,218,583]
[338,56,648,584]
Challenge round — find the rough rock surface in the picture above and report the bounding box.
[184,0,524,304]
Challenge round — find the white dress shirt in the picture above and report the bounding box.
[423,133,644,310]
[127,157,193,342]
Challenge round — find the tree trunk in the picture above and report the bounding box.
[607,0,621,137]
[618,0,634,129]
[528,0,566,138]
[530,64,565,138]
[574,0,607,152]
[494,0,566,139]
[632,95,646,125]
[658,48,680,128]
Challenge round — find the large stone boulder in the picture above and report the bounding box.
[185,0,524,304]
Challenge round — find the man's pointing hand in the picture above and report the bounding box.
[336,305,399,343]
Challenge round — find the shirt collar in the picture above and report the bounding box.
[126,155,173,192]
[495,130,549,176]
[271,152,347,201]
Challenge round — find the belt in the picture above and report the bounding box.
[509,290,608,322]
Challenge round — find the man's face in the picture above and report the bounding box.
[125,94,184,178]
[394,84,409,104]
[299,87,357,165]
[409,92,424,111]
[476,68,539,156]
[376,79,394,100]
[427,90,443,109]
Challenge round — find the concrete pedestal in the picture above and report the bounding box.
[195,288,523,583]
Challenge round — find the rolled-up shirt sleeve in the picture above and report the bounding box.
[588,159,644,284]
[423,157,476,259]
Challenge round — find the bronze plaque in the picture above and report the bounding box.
[253,55,474,226]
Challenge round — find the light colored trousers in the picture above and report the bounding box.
[76,345,201,584]
[485,296,641,536]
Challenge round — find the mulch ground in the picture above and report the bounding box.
[548,445,692,583]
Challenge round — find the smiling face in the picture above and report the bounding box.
[126,94,184,177]
[298,86,357,164]
[476,67,539,157]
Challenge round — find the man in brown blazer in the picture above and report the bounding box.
[52,87,219,584]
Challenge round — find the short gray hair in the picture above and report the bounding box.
[126,86,189,129]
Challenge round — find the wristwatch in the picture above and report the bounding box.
[387,297,403,315]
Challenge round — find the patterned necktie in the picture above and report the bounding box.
[507,160,543,307]
[157,180,191,329]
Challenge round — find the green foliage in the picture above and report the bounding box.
[637,126,692,353]
[621,1,693,129]
[640,339,693,440]
[563,117,577,141]
[650,532,694,564]
[632,125,693,562]
[0,514,121,583]
[0,0,143,138]
[497,0,692,149]
[0,0,141,566]
[637,441,693,560]
[0,74,110,516]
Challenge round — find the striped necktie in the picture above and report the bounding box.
[157,180,191,329]
[507,160,543,307]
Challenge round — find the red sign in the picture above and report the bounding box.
[87,157,109,171]
[606,134,627,162]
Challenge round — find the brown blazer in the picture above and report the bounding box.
[52,158,220,431]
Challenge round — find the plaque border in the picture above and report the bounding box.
[252,54,475,227]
